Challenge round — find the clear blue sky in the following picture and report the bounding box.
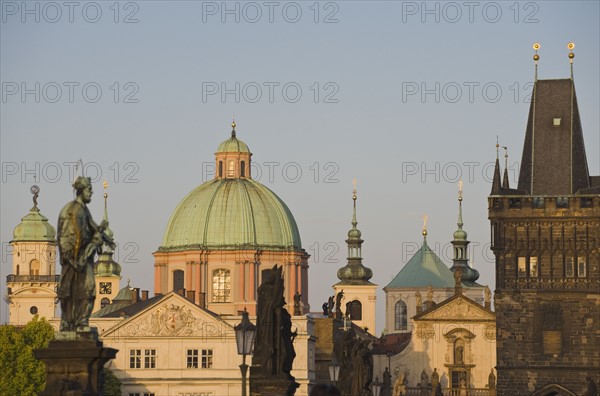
[1,1,599,332]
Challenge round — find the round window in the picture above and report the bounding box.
[30,306,38,315]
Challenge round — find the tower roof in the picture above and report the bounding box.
[384,238,455,289]
[517,78,592,195]
[216,122,251,153]
[336,184,373,285]
[12,188,56,242]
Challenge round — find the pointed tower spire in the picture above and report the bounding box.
[491,141,502,194]
[450,180,479,285]
[336,180,373,285]
[502,146,510,189]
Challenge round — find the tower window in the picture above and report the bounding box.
[565,257,575,277]
[100,298,110,309]
[173,270,184,292]
[530,257,538,277]
[218,161,223,177]
[30,259,40,276]
[577,257,586,277]
[518,257,527,277]
[241,161,246,177]
[212,269,231,303]
[346,300,362,321]
[227,160,235,177]
[532,197,545,209]
[556,197,569,208]
[394,300,407,330]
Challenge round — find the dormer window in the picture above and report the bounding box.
[553,118,561,126]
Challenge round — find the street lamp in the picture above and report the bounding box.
[234,308,256,396]
[328,357,340,385]
[372,376,382,396]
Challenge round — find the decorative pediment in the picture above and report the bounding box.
[415,295,495,322]
[102,293,233,338]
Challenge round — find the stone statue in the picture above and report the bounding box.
[420,369,429,387]
[426,286,433,302]
[455,346,464,364]
[382,367,392,396]
[393,373,406,396]
[350,340,373,396]
[415,291,422,313]
[459,379,467,396]
[583,377,598,396]
[430,368,439,396]
[57,177,114,333]
[322,302,329,316]
[435,383,443,396]
[253,265,297,381]
[488,368,496,390]
[293,292,302,316]
[335,289,344,320]
[328,295,335,318]
[333,328,373,396]
[484,286,492,304]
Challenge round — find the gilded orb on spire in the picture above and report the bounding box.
[532,42,540,62]
[568,42,575,61]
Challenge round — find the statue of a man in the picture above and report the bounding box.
[335,289,344,320]
[430,368,439,396]
[57,177,114,332]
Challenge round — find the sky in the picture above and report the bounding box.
[1,0,599,333]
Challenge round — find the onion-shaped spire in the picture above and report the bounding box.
[336,180,373,285]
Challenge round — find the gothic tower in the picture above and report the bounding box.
[333,182,377,334]
[6,186,59,324]
[488,45,600,395]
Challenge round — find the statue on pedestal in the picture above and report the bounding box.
[57,177,114,333]
[251,265,298,395]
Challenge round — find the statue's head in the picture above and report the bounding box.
[73,177,93,203]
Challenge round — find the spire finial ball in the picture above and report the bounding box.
[533,54,539,61]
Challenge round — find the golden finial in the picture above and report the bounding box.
[231,115,237,137]
[496,136,500,158]
[103,179,108,199]
[458,179,463,201]
[533,43,540,81]
[352,178,357,201]
[568,42,575,79]
[422,214,428,237]
[532,42,540,61]
[568,42,575,61]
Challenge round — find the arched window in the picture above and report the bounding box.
[395,300,407,330]
[100,298,110,309]
[241,161,246,177]
[347,300,362,320]
[16,264,20,276]
[212,269,231,302]
[227,160,235,177]
[218,161,223,177]
[173,270,184,292]
[30,259,40,276]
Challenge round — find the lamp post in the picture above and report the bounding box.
[372,376,382,396]
[328,357,340,385]
[234,309,256,396]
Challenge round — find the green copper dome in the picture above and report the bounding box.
[217,136,250,153]
[12,207,56,242]
[159,178,302,251]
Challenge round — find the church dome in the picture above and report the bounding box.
[12,207,56,242]
[159,178,302,251]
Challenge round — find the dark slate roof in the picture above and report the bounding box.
[517,79,592,195]
[93,294,165,318]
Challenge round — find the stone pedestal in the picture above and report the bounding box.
[34,332,117,396]
[250,374,299,396]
